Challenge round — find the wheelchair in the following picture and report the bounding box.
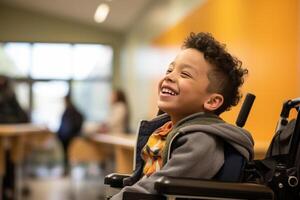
[104,94,300,200]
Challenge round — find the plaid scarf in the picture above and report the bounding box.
[141,121,173,177]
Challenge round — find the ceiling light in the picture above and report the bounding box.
[94,3,110,23]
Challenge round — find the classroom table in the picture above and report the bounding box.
[88,133,136,174]
[0,123,52,199]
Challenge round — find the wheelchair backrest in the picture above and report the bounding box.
[214,142,246,182]
[212,93,254,182]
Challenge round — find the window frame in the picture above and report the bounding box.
[1,41,113,122]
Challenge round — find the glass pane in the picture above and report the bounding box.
[0,43,31,77]
[72,44,113,79]
[32,43,72,79]
[32,81,69,131]
[72,81,111,122]
[14,82,30,111]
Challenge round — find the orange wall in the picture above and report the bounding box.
[152,0,299,146]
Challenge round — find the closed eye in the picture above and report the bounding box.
[181,71,192,78]
[166,68,173,74]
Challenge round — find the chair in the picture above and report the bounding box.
[104,94,279,200]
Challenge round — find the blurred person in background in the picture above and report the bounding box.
[57,94,84,176]
[0,75,29,200]
[99,89,131,134]
[0,75,29,123]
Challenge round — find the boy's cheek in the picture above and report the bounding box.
[157,80,163,94]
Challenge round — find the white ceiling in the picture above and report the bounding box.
[0,0,153,33]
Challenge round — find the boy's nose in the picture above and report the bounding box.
[165,72,176,82]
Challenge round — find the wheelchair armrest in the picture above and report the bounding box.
[155,176,274,200]
[104,173,131,188]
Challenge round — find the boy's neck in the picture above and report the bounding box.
[169,111,216,126]
[170,113,192,125]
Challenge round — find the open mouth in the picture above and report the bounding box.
[161,86,179,96]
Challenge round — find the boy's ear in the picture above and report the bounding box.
[204,94,224,112]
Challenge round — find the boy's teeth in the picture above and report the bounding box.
[162,87,177,95]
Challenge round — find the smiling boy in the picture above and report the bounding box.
[158,47,221,124]
[110,32,254,200]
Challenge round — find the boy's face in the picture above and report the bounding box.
[157,48,218,122]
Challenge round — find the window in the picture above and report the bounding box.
[14,83,30,111]
[72,44,112,79]
[73,81,111,121]
[0,42,113,131]
[0,43,31,77]
[32,81,69,131]
[31,43,72,79]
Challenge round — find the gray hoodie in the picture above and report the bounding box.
[110,112,254,200]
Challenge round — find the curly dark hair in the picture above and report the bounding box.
[183,32,248,115]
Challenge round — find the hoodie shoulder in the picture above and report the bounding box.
[179,122,254,160]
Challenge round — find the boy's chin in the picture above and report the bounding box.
[157,105,175,115]
[157,100,179,112]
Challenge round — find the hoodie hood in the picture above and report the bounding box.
[180,122,254,160]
